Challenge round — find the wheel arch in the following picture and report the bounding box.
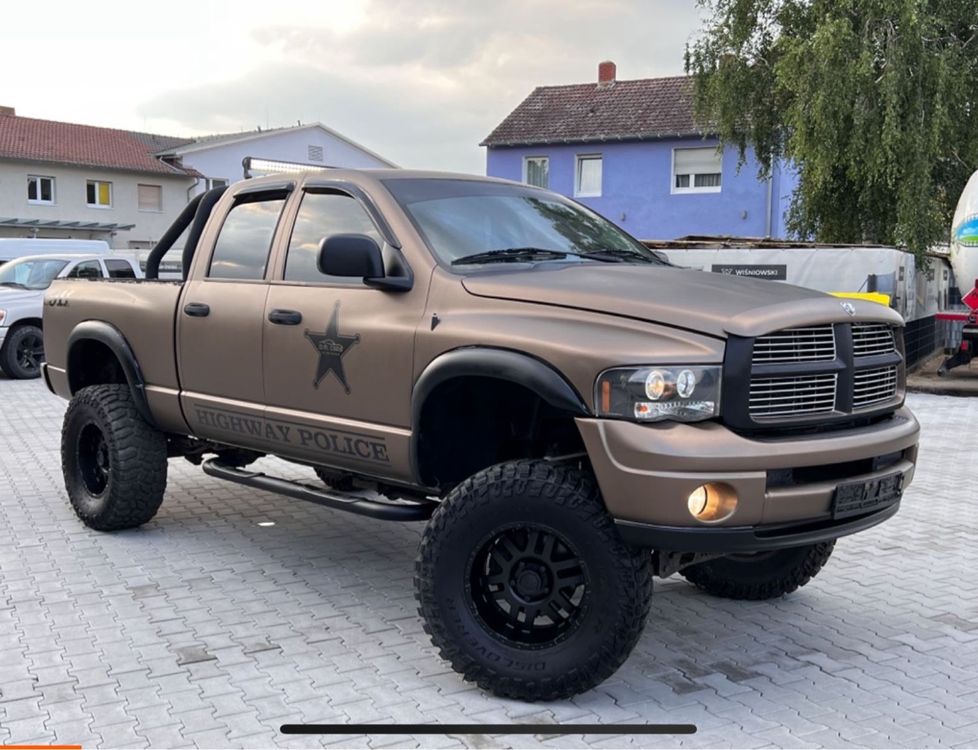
[410,347,590,488]
[6,316,43,332]
[66,321,157,428]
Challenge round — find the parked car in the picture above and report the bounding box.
[41,171,919,700]
[0,238,110,266]
[0,254,140,379]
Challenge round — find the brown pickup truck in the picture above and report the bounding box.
[42,170,919,701]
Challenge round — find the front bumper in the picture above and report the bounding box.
[576,407,919,551]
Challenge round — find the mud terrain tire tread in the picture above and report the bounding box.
[415,459,652,701]
[680,541,835,600]
[62,384,167,531]
[0,324,44,379]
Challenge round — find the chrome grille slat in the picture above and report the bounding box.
[852,323,896,357]
[852,365,898,409]
[752,325,836,364]
[749,373,838,419]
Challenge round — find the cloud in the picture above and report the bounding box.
[138,0,704,172]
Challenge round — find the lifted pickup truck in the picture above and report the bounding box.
[43,171,919,701]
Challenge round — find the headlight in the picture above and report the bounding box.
[595,365,722,422]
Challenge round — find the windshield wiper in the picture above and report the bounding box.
[0,281,28,289]
[451,247,569,266]
[577,248,664,264]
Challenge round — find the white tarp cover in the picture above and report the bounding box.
[660,246,949,321]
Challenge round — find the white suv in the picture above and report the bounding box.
[0,254,141,379]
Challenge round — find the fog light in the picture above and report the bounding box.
[687,483,738,522]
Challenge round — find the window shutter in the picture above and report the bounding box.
[138,184,161,211]
[674,147,722,175]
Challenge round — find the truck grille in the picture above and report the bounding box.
[749,374,838,419]
[728,321,905,429]
[752,325,836,363]
[853,365,898,409]
[852,323,896,357]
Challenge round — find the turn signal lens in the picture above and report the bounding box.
[687,483,738,523]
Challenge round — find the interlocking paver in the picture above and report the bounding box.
[2,379,978,747]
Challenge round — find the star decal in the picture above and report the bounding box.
[304,303,361,393]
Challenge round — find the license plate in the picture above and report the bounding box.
[832,472,903,519]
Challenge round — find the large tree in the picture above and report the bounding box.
[685,0,978,258]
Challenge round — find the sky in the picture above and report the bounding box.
[1,0,704,173]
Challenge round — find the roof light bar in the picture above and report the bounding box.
[242,156,333,179]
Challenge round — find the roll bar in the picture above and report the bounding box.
[144,186,228,280]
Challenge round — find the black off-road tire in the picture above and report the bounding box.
[0,324,44,379]
[415,459,653,701]
[680,542,835,600]
[61,384,168,531]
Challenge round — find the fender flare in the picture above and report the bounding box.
[409,347,590,485]
[66,321,157,428]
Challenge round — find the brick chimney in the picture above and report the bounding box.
[597,60,617,87]
[0,106,15,117]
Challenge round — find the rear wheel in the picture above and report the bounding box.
[0,324,44,379]
[680,542,835,600]
[62,384,168,531]
[415,459,652,701]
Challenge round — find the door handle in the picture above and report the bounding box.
[183,302,210,317]
[268,309,303,326]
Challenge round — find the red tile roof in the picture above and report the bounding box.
[482,75,707,147]
[0,113,197,176]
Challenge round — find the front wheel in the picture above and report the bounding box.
[62,384,168,531]
[0,324,44,379]
[680,542,835,600]
[415,460,652,701]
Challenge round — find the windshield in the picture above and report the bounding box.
[382,178,669,268]
[0,258,69,290]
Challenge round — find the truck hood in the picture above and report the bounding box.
[0,287,43,308]
[461,264,903,338]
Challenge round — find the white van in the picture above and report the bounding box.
[0,238,111,266]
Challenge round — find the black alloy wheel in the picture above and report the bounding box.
[77,422,111,496]
[15,330,44,376]
[469,524,589,647]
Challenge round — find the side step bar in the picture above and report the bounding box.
[202,459,437,522]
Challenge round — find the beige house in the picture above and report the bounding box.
[0,107,398,252]
[0,108,197,249]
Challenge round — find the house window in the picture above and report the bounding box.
[27,175,55,205]
[137,184,162,212]
[575,155,602,197]
[673,147,723,193]
[308,145,324,162]
[86,180,112,208]
[205,177,229,190]
[523,157,549,189]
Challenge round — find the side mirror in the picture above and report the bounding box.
[317,233,413,291]
[318,234,384,278]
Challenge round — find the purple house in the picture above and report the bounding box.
[481,62,797,241]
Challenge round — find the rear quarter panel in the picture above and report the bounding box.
[44,279,186,431]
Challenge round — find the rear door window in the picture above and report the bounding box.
[105,259,137,278]
[66,260,103,279]
[208,195,286,280]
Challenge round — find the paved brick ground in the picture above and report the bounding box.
[1,378,977,749]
